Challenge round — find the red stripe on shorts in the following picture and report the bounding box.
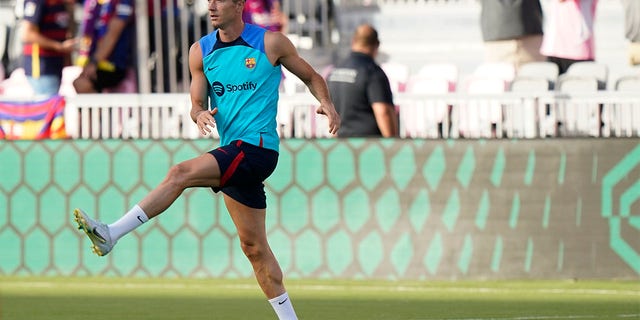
[220,151,245,186]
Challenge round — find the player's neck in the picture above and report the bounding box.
[218,21,245,43]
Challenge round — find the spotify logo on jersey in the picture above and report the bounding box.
[212,81,225,97]
[211,81,257,97]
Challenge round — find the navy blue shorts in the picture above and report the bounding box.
[208,140,279,209]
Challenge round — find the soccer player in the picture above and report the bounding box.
[73,0,340,319]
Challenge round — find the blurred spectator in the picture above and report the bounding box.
[73,0,135,93]
[243,0,286,32]
[622,0,640,66]
[540,0,599,74]
[21,0,76,96]
[327,24,398,138]
[480,0,544,68]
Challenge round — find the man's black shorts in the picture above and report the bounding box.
[91,68,126,92]
[208,140,279,209]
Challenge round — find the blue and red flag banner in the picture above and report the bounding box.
[0,95,68,140]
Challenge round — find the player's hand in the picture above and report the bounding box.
[196,108,218,136]
[316,102,341,135]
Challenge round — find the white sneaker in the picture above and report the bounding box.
[73,208,115,256]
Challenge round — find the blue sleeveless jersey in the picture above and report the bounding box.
[199,24,282,152]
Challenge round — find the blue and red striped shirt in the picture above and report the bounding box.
[22,0,72,77]
[79,0,134,70]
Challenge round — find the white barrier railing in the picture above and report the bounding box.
[397,92,640,139]
[64,92,640,139]
[64,93,201,139]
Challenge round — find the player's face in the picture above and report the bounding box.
[208,0,242,29]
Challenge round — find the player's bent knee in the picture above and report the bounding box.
[165,163,194,189]
[239,240,266,262]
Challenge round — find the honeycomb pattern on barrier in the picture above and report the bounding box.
[0,139,638,279]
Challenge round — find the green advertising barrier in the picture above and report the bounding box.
[0,138,638,279]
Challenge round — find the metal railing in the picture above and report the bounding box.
[135,0,340,94]
[64,92,640,139]
[0,0,342,92]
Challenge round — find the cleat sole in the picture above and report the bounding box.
[91,245,104,256]
[73,208,105,257]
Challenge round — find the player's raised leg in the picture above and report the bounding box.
[74,153,221,256]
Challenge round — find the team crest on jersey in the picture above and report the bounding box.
[245,58,256,69]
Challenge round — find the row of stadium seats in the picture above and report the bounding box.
[1,61,638,99]
[378,61,640,96]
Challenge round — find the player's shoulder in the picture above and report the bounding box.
[197,31,218,55]
[189,41,201,54]
[263,29,287,42]
[263,29,293,54]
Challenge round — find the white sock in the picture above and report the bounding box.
[108,204,149,241]
[268,292,298,320]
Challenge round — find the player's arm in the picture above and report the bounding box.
[266,31,340,135]
[188,41,216,135]
[372,102,398,137]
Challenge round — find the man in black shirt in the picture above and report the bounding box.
[327,24,398,137]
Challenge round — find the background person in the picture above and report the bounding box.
[73,0,135,93]
[327,24,397,138]
[479,0,544,68]
[242,0,286,32]
[72,1,340,320]
[540,0,599,74]
[21,0,76,97]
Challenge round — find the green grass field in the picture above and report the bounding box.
[1,276,638,320]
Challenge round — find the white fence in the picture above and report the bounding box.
[64,92,640,139]
[64,94,198,139]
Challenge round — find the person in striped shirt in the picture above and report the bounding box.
[21,0,76,97]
